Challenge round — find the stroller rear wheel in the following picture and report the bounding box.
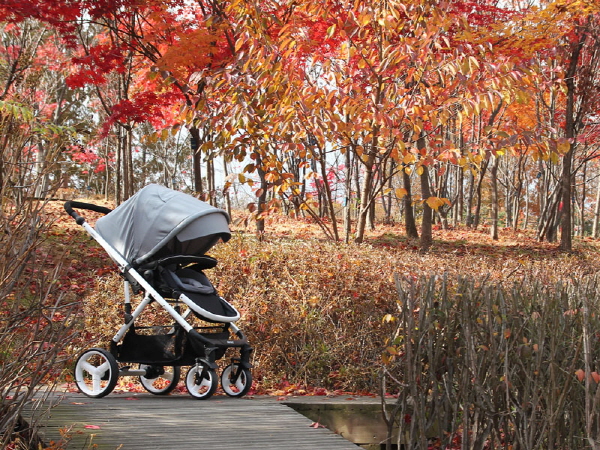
[185,365,218,400]
[74,348,119,398]
[221,364,252,398]
[139,365,181,395]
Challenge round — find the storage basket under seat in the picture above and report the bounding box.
[115,325,229,365]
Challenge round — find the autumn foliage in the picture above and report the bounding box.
[3,0,600,448]
[2,0,600,250]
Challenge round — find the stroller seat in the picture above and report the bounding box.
[160,262,240,323]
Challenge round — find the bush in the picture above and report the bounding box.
[210,234,399,392]
[382,275,600,450]
[0,101,78,448]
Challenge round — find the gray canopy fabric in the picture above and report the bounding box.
[95,184,231,266]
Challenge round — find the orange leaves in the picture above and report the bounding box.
[575,369,600,384]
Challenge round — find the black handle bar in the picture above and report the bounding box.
[64,201,113,225]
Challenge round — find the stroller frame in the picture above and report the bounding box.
[65,192,253,400]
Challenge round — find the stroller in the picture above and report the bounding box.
[64,184,253,400]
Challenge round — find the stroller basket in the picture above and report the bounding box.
[116,326,231,366]
[65,185,253,400]
[117,326,183,364]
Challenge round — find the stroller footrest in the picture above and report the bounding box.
[180,292,240,323]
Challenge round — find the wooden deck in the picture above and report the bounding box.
[25,392,361,449]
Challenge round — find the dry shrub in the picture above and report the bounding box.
[209,234,401,391]
[0,204,78,447]
[0,100,78,448]
[382,275,600,450]
[207,230,600,393]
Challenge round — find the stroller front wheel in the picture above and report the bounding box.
[221,364,252,398]
[74,348,119,398]
[185,365,218,400]
[139,365,181,395]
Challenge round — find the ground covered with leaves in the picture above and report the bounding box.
[43,200,600,397]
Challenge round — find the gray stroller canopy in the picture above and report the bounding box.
[95,184,231,266]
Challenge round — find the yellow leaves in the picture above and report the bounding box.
[326,24,336,39]
[395,188,408,200]
[403,152,416,165]
[425,197,451,211]
[358,11,372,27]
[460,56,481,75]
[382,314,396,323]
[557,139,571,154]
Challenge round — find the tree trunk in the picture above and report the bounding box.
[124,126,133,199]
[465,167,475,227]
[490,154,500,240]
[317,145,339,241]
[560,147,573,250]
[355,149,377,243]
[189,126,203,195]
[420,166,433,251]
[418,133,432,251]
[593,177,600,238]
[473,159,489,229]
[560,27,586,251]
[255,162,268,236]
[207,158,215,205]
[344,148,353,243]
[115,127,122,204]
[455,165,464,227]
[383,159,395,224]
[579,161,587,236]
[403,169,419,239]
[223,157,232,218]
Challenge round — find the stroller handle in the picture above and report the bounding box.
[64,201,112,225]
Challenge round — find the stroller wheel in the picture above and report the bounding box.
[185,366,218,400]
[74,348,119,398]
[139,365,181,395]
[221,364,252,398]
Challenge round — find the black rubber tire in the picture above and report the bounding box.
[139,365,181,395]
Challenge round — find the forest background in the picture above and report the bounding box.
[3,0,600,449]
[1,0,600,251]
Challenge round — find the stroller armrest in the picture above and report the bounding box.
[153,255,218,271]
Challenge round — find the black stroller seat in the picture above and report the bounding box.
[159,263,240,322]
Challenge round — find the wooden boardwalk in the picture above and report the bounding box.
[26,392,361,449]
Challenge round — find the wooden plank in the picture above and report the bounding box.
[25,392,360,449]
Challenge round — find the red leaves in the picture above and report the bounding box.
[66,44,126,89]
[99,90,184,136]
